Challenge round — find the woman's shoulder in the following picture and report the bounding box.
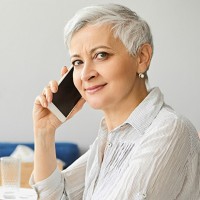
[149,103,199,150]
[158,103,197,134]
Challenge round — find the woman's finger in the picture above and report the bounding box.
[42,86,53,103]
[34,94,48,108]
[61,66,68,77]
[49,80,58,93]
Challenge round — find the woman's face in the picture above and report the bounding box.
[69,24,141,111]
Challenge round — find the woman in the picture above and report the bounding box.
[31,4,200,200]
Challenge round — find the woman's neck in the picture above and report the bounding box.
[103,85,148,132]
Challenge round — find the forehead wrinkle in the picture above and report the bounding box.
[69,25,121,58]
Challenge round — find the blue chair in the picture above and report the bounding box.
[0,142,80,169]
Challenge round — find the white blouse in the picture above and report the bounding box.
[30,87,200,200]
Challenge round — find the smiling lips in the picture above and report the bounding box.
[85,83,107,94]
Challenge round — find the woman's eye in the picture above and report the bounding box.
[72,60,83,67]
[96,52,108,59]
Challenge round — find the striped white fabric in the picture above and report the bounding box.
[30,87,200,200]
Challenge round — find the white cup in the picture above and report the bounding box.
[0,157,21,199]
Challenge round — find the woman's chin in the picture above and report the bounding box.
[87,100,105,110]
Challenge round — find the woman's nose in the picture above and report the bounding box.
[81,63,98,81]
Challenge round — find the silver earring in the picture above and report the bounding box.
[139,73,145,79]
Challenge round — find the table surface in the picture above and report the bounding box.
[0,187,37,200]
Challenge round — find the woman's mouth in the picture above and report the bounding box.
[85,83,107,94]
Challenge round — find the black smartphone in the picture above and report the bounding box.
[48,67,82,122]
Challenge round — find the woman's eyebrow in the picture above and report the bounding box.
[70,45,111,59]
[70,54,80,59]
[89,45,111,54]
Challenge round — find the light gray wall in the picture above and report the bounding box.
[0,0,199,154]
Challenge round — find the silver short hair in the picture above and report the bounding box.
[64,3,153,56]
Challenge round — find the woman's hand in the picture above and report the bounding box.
[33,66,85,133]
[33,80,61,133]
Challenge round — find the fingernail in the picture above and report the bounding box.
[52,86,57,93]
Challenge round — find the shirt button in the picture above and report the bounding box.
[108,142,112,147]
[136,193,147,200]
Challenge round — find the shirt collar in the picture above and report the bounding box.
[126,87,164,134]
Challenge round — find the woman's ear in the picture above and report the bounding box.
[137,43,153,73]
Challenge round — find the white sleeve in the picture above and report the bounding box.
[29,150,89,200]
[30,167,66,199]
[62,151,89,199]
